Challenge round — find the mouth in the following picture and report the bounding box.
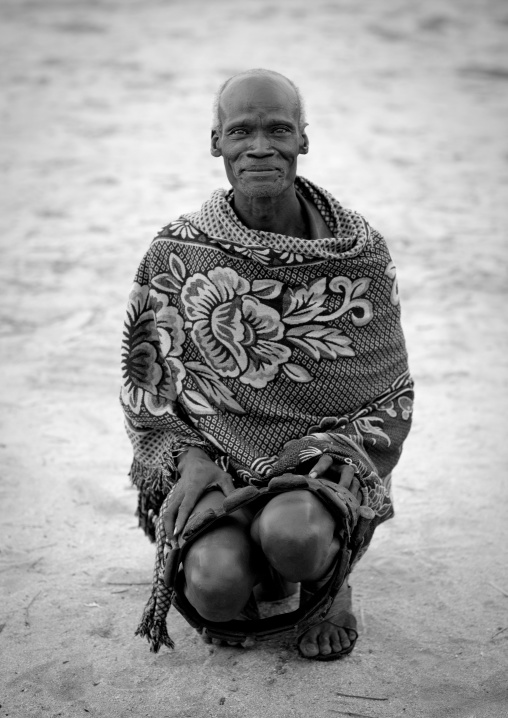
[241,167,280,176]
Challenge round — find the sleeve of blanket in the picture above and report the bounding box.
[119,259,215,539]
[271,382,414,531]
[330,393,414,522]
[322,395,413,561]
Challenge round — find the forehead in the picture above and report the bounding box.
[219,75,299,124]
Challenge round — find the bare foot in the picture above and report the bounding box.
[298,621,357,657]
[298,582,357,659]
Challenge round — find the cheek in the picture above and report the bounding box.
[222,158,239,182]
[222,141,243,159]
[224,155,238,172]
[277,143,300,161]
[224,149,246,177]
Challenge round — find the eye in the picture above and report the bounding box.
[228,128,249,136]
[272,127,292,135]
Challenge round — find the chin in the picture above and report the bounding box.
[241,178,287,198]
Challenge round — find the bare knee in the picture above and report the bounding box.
[253,491,338,582]
[184,542,255,622]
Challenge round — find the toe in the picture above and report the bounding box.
[318,631,332,655]
[337,627,351,648]
[330,630,344,653]
[299,628,320,657]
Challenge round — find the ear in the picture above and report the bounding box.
[210,129,222,157]
[299,129,309,155]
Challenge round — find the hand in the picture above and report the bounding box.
[162,447,235,540]
[307,455,362,501]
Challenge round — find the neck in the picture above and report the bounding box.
[232,185,308,238]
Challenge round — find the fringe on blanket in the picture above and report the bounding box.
[135,590,175,653]
[129,456,175,494]
[135,494,176,651]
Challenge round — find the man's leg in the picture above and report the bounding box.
[182,490,260,623]
[250,490,356,657]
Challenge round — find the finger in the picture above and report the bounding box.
[338,464,356,489]
[350,477,361,500]
[162,495,182,539]
[218,472,236,496]
[173,493,201,536]
[308,454,333,479]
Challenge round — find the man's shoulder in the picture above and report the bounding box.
[131,214,208,273]
[151,215,205,245]
[132,213,211,285]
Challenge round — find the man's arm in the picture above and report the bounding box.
[120,272,222,540]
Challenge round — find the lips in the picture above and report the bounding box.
[242,167,279,175]
[241,166,279,172]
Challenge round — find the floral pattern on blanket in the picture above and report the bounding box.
[121,254,374,418]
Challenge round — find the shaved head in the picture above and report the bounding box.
[210,69,309,203]
[212,69,307,133]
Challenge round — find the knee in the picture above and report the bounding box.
[184,546,253,622]
[255,491,335,582]
[260,525,325,582]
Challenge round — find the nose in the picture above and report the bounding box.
[247,130,275,156]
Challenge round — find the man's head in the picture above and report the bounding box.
[210,69,309,200]
[212,69,307,134]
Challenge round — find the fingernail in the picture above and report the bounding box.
[309,471,317,479]
[173,524,179,535]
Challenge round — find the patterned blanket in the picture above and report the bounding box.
[120,176,413,650]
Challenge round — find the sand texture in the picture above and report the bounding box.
[1,1,507,716]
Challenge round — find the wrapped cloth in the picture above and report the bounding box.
[120,176,413,651]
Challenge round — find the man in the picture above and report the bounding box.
[121,69,413,660]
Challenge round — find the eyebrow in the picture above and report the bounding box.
[224,116,298,129]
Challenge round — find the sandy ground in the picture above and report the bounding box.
[1,1,508,717]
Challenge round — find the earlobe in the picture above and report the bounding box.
[210,130,222,157]
[300,131,309,155]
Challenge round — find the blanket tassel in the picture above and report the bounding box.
[135,593,175,652]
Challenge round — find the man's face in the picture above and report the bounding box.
[211,75,308,200]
